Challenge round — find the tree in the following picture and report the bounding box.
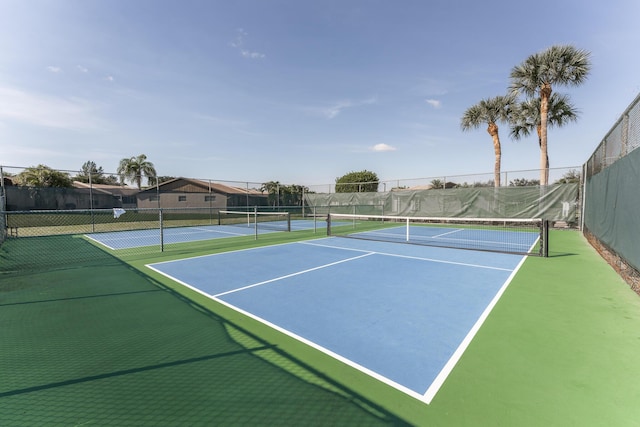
[260,181,281,206]
[14,165,73,187]
[509,178,540,187]
[117,154,157,189]
[510,93,579,172]
[335,170,379,193]
[14,165,74,209]
[75,161,118,184]
[554,169,581,184]
[281,184,308,206]
[510,45,591,185]
[429,179,457,189]
[430,179,444,189]
[460,95,516,187]
[473,180,494,188]
[260,181,310,206]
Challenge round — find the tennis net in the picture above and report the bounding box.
[218,210,291,232]
[327,213,548,256]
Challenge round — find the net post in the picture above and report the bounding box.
[406,217,409,242]
[326,214,332,236]
[286,211,291,232]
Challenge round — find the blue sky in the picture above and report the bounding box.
[1,0,639,187]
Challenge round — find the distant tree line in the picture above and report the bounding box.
[259,181,310,206]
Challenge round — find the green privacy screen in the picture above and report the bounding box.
[306,184,579,223]
[584,148,640,272]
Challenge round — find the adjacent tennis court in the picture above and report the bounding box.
[147,236,529,403]
[327,213,546,256]
[85,224,263,249]
[84,216,328,250]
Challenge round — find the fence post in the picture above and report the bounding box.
[159,208,164,252]
[89,172,95,233]
[253,206,258,240]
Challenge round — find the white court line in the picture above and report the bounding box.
[422,253,529,403]
[213,252,376,298]
[300,240,514,271]
[181,227,248,236]
[211,295,431,403]
[86,231,157,242]
[363,230,534,249]
[432,228,464,238]
[85,225,250,249]
[84,234,117,250]
[146,238,525,404]
[147,248,433,404]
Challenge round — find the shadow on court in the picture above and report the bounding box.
[0,236,410,425]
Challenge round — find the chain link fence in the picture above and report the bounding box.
[585,93,640,178]
[0,205,321,273]
[583,92,640,293]
[1,163,582,273]
[306,166,580,194]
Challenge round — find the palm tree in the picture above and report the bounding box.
[510,45,591,185]
[117,154,157,189]
[260,181,281,206]
[510,93,579,172]
[16,165,73,187]
[461,95,516,187]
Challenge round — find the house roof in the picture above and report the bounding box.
[138,178,264,195]
[73,181,139,195]
[400,184,433,191]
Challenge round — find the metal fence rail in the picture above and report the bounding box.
[585,93,640,178]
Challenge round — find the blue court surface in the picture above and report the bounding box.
[146,237,529,404]
[84,225,256,249]
[84,219,327,250]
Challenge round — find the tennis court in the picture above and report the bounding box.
[147,236,530,403]
[84,216,329,250]
[85,224,269,249]
[327,213,546,256]
[3,227,640,425]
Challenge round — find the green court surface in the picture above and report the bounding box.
[1,230,640,426]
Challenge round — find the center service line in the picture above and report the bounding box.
[213,252,376,298]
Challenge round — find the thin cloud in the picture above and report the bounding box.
[46,66,62,73]
[241,50,265,59]
[106,76,115,82]
[323,100,353,119]
[229,28,247,48]
[230,28,265,59]
[77,65,89,73]
[0,86,105,130]
[426,99,442,108]
[314,96,377,119]
[371,143,397,152]
[195,113,248,127]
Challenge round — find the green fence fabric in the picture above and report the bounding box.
[306,184,579,222]
[584,147,640,271]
